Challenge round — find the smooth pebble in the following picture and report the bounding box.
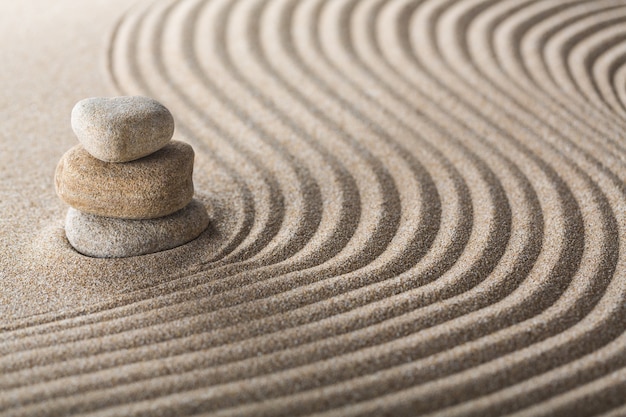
[71,96,174,162]
[65,199,210,258]
[55,141,194,219]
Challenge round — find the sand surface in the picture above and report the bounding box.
[1,0,625,415]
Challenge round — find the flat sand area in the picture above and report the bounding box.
[1,0,625,415]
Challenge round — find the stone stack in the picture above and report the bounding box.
[55,96,209,258]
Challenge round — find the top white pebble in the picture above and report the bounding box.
[71,96,175,163]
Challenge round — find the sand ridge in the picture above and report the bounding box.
[1,0,625,415]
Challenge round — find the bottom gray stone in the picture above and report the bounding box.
[65,199,209,258]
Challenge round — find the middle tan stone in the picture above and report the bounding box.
[56,140,194,219]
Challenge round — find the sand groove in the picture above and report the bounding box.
[2,0,626,415]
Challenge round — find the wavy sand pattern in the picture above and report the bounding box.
[2,0,626,415]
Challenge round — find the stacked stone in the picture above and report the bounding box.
[55,96,209,258]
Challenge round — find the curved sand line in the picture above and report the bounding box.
[1,0,625,415]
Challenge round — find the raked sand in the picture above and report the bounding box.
[1,0,626,415]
